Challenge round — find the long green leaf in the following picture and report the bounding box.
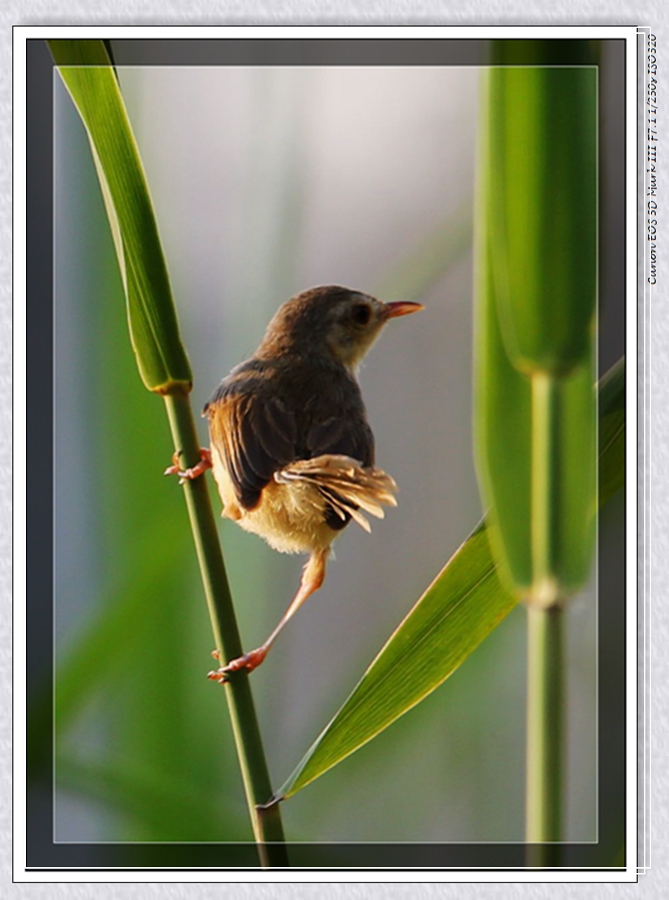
[48,40,192,393]
[278,358,624,799]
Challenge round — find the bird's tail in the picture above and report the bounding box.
[274,454,398,533]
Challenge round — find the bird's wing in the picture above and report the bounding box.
[206,383,297,511]
[305,414,375,468]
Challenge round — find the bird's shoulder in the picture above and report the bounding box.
[204,354,362,418]
[203,358,276,410]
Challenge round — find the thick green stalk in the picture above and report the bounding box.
[163,391,289,867]
[525,373,564,860]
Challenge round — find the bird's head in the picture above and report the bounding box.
[257,285,424,372]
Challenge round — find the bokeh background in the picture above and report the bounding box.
[48,60,621,849]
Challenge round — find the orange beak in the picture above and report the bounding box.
[383,301,425,319]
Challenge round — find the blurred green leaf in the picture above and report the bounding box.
[278,358,623,799]
[490,39,600,71]
[54,515,184,735]
[48,39,192,393]
[484,66,597,375]
[57,755,247,842]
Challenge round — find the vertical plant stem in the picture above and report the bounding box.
[163,390,289,868]
[530,372,559,604]
[525,372,564,862]
[525,605,563,860]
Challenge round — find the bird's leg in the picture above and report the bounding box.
[208,548,330,681]
[164,448,212,484]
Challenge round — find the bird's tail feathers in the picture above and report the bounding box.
[275,454,397,533]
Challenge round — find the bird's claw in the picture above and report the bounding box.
[207,647,269,683]
[164,448,213,483]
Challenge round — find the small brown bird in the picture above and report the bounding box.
[170,285,423,678]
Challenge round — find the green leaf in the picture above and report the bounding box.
[48,39,192,393]
[56,755,247,842]
[484,65,597,376]
[278,359,624,799]
[279,521,515,798]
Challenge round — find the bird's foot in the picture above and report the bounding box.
[207,646,269,683]
[164,448,212,484]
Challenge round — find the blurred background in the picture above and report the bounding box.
[48,62,615,849]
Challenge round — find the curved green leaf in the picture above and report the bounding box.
[48,39,192,393]
[278,358,624,799]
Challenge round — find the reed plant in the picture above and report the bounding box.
[48,39,288,867]
[473,45,598,860]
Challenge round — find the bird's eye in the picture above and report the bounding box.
[351,303,372,326]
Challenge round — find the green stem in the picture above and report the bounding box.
[525,605,563,861]
[525,373,564,863]
[163,391,289,868]
[530,372,559,605]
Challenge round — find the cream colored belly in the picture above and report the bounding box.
[210,448,337,555]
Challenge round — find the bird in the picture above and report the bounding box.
[167,285,423,679]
